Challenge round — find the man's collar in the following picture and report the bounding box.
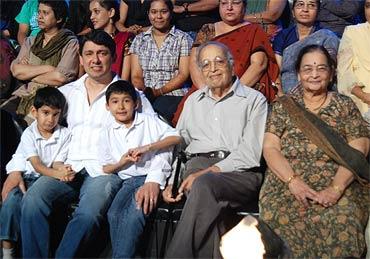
[77,73,119,93]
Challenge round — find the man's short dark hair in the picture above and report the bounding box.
[39,0,69,29]
[105,80,138,103]
[33,87,66,111]
[79,30,116,57]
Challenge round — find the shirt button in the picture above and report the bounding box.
[215,117,218,121]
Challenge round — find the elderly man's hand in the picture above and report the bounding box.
[162,184,183,203]
[178,165,221,194]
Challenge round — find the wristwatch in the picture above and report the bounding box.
[182,3,189,14]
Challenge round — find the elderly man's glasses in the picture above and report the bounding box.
[200,56,228,72]
[294,1,318,10]
[300,65,330,75]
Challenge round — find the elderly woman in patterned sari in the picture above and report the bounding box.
[273,0,339,94]
[337,0,370,124]
[259,44,370,258]
[1,0,79,123]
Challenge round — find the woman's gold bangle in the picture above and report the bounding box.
[286,174,297,184]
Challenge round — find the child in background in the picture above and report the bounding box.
[0,87,73,259]
[100,80,180,258]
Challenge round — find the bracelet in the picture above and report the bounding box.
[331,184,343,195]
[286,174,297,184]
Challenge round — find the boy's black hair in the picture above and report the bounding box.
[39,0,69,29]
[33,87,66,111]
[79,30,116,57]
[105,80,138,103]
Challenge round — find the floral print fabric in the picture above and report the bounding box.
[259,91,370,258]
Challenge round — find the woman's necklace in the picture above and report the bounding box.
[304,93,328,112]
[108,29,117,39]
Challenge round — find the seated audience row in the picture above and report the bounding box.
[1,0,369,258]
[1,31,369,259]
[2,0,369,125]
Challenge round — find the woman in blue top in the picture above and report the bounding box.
[273,0,339,94]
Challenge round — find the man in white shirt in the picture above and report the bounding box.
[163,42,268,258]
[19,30,153,258]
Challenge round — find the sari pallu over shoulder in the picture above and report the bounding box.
[278,95,370,185]
[212,24,279,102]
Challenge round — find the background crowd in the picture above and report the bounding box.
[0,0,369,258]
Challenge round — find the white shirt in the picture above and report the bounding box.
[99,113,179,187]
[6,121,71,177]
[59,73,154,177]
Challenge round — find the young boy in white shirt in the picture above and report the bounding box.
[100,80,180,258]
[0,87,73,259]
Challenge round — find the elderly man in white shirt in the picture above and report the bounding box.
[19,30,153,258]
[163,41,268,258]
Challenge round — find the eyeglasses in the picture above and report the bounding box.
[300,65,330,75]
[220,0,243,7]
[294,2,318,10]
[200,56,228,72]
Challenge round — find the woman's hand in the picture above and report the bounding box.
[315,186,343,208]
[173,5,185,14]
[361,92,370,105]
[288,177,318,208]
[128,25,143,35]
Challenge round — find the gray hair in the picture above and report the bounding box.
[196,41,234,69]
